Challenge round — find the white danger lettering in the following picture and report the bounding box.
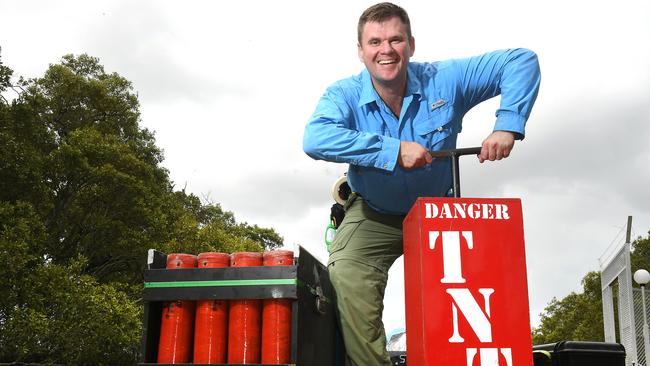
[424,203,510,220]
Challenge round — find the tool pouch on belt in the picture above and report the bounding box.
[330,203,345,229]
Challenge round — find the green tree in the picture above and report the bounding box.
[532,271,604,344]
[4,54,173,283]
[2,52,283,282]
[1,51,284,364]
[0,201,142,365]
[172,191,283,249]
[0,47,12,94]
[532,231,650,344]
[631,232,650,276]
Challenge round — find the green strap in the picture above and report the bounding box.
[144,278,297,289]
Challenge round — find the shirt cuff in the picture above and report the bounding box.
[374,136,400,171]
[494,110,526,140]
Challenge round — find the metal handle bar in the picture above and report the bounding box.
[428,147,482,198]
[428,147,482,159]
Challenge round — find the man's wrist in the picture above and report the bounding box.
[375,136,400,171]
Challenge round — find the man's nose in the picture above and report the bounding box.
[379,40,393,53]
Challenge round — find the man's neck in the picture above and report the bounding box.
[373,79,407,118]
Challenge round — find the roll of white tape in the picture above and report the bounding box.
[331,175,348,205]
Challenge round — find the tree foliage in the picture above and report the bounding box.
[631,233,650,276]
[532,271,604,344]
[0,51,284,364]
[532,232,650,345]
[0,47,12,94]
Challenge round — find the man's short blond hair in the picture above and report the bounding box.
[357,2,412,43]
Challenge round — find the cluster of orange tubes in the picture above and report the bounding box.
[157,250,294,364]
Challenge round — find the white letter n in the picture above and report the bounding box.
[447,288,495,343]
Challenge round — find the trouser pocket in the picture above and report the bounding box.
[329,219,364,255]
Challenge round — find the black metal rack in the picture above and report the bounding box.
[139,246,344,366]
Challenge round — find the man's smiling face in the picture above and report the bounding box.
[358,15,415,90]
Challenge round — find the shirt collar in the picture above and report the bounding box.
[357,64,422,108]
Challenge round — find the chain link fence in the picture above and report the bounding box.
[633,287,650,366]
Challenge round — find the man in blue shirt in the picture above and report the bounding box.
[303,3,540,365]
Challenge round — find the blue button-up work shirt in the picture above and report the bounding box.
[304,48,541,214]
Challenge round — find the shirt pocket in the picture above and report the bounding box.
[413,106,456,150]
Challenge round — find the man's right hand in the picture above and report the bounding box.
[398,141,432,169]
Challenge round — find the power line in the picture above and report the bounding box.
[599,219,629,267]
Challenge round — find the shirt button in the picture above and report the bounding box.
[436,127,444,132]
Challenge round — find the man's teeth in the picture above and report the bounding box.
[378,60,396,65]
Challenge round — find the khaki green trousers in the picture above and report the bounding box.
[328,194,404,366]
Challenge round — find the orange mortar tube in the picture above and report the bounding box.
[227,252,263,364]
[193,252,230,364]
[157,253,197,364]
[261,250,294,364]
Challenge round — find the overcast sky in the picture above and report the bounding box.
[2,0,649,334]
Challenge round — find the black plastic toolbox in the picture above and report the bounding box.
[389,351,406,365]
[533,341,625,366]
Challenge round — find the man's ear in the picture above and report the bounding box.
[409,36,415,57]
[357,43,363,62]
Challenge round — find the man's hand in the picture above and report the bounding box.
[479,131,516,163]
[398,141,432,169]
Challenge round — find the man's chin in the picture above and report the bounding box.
[371,73,402,87]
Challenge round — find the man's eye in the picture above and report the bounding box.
[369,40,380,46]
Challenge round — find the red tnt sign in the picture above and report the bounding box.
[403,197,532,366]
